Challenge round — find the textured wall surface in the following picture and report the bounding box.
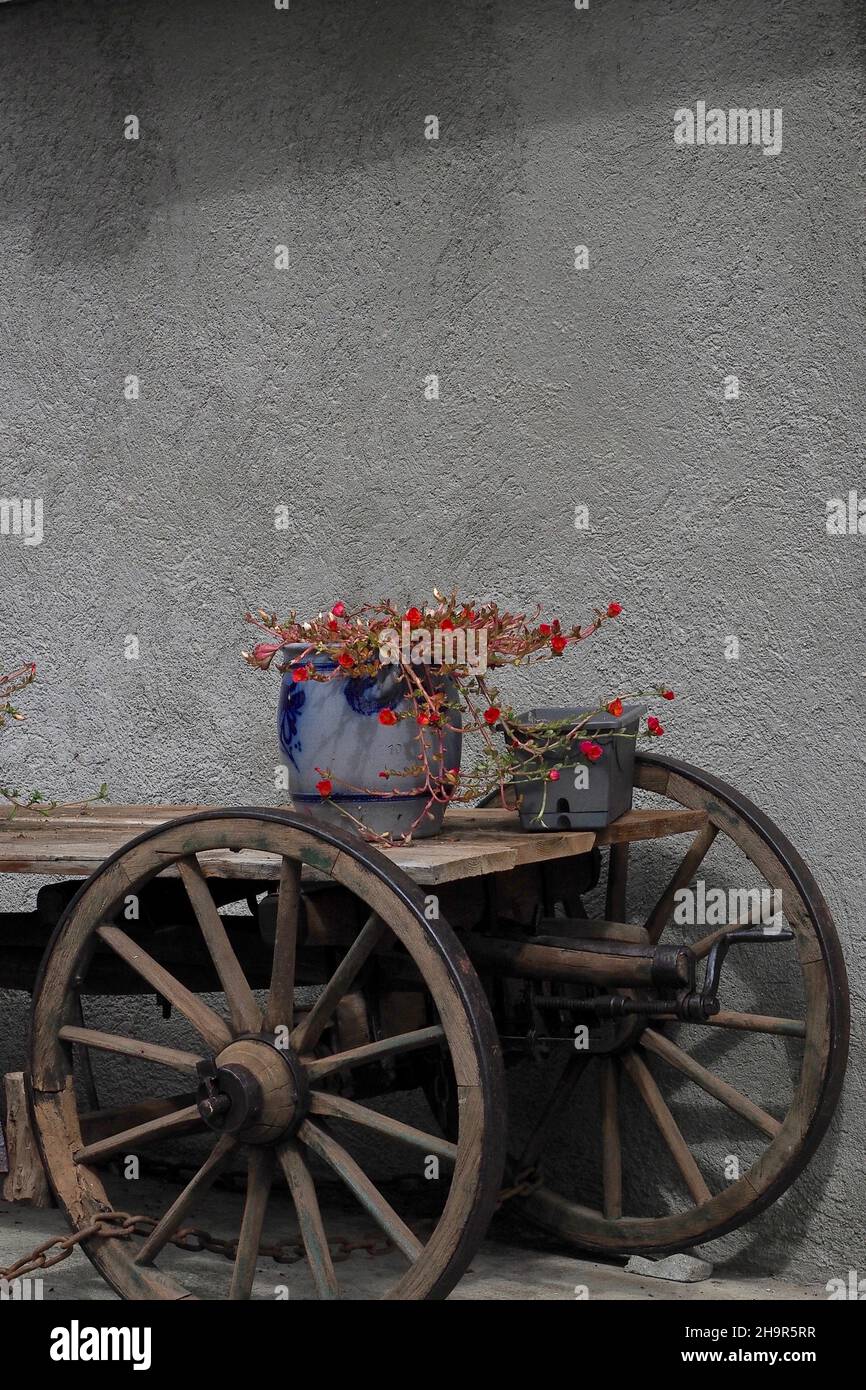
[0,0,863,1287]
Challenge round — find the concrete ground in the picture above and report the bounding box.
[0,1188,823,1301]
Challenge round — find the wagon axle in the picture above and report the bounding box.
[472,923,793,1022]
[526,926,795,1023]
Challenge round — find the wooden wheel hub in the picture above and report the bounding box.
[196,1035,309,1144]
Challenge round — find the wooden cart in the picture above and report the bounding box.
[0,753,849,1299]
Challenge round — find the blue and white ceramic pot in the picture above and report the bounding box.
[277,645,462,839]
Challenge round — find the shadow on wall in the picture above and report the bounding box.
[0,0,861,268]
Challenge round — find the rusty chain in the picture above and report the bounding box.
[1,1211,142,1282]
[495,1166,544,1209]
[0,1210,396,1282]
[1,1166,543,1285]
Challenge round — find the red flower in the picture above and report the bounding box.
[440,618,455,631]
[252,641,282,663]
[378,708,398,726]
[548,768,560,781]
[607,602,623,618]
[551,618,561,633]
[315,779,333,797]
[337,652,354,669]
[327,619,339,632]
[405,607,422,625]
[662,689,675,701]
[331,601,346,617]
[378,770,390,779]
[647,716,664,736]
[607,697,623,717]
[579,739,604,762]
[291,666,308,683]
[550,635,568,654]
[483,706,501,724]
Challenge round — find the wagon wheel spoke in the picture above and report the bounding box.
[263,857,301,1032]
[97,924,232,1052]
[58,1025,205,1075]
[277,1139,339,1299]
[291,912,386,1053]
[74,1102,203,1166]
[309,1090,458,1163]
[639,1028,782,1139]
[621,1051,711,1205]
[306,1025,445,1082]
[178,855,262,1035]
[599,1058,622,1220]
[643,823,718,943]
[135,1134,238,1266]
[299,1119,423,1262]
[229,1146,274,1300]
[517,1051,593,1169]
[696,1010,805,1038]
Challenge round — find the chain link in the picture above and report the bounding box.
[495,1166,544,1209]
[1,1168,543,1285]
[1,1211,141,1281]
[0,1210,397,1282]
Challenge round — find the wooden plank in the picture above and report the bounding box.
[0,839,286,881]
[387,840,520,884]
[446,806,704,844]
[0,803,701,846]
[0,805,597,887]
[596,808,707,844]
[2,1072,52,1206]
[0,804,212,828]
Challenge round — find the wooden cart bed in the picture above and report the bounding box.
[0,804,706,887]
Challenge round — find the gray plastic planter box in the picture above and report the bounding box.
[510,704,644,831]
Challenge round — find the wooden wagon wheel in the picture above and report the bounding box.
[499,753,849,1255]
[28,809,506,1300]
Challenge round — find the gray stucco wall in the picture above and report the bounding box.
[0,0,863,1286]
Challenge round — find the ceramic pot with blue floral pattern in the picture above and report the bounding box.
[277,645,462,839]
